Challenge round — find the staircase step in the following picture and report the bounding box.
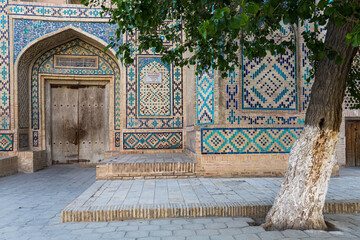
[96,153,196,180]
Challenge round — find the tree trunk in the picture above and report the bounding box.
[262,20,358,230]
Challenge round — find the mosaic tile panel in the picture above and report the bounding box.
[226,114,305,126]
[242,48,297,110]
[32,131,38,147]
[8,4,108,18]
[115,132,121,148]
[123,132,182,150]
[301,22,314,111]
[127,57,183,129]
[19,133,29,149]
[197,69,214,125]
[13,19,121,62]
[201,128,302,154]
[138,57,172,117]
[0,133,13,151]
[31,39,121,130]
[0,0,10,130]
[126,22,183,129]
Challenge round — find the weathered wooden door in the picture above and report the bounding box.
[51,85,106,163]
[346,120,360,166]
[78,86,106,162]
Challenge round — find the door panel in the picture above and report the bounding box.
[78,86,106,162]
[346,120,360,167]
[356,122,360,166]
[51,86,79,162]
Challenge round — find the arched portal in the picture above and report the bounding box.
[16,28,121,165]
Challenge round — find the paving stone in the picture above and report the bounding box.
[161,237,186,240]
[93,226,117,233]
[161,224,184,230]
[186,236,210,240]
[171,219,193,225]
[63,223,88,230]
[304,230,332,238]
[51,234,77,240]
[258,231,284,240]
[116,225,139,231]
[28,236,48,240]
[108,221,129,227]
[281,230,309,238]
[205,223,227,229]
[70,228,93,234]
[219,228,243,235]
[150,219,171,225]
[138,237,160,240]
[196,229,220,236]
[150,230,173,237]
[240,226,265,234]
[102,231,126,238]
[129,220,150,225]
[183,223,205,230]
[139,224,160,231]
[173,230,197,237]
[210,236,235,240]
[125,230,149,238]
[85,222,109,228]
[225,221,249,228]
[234,234,261,240]
[73,233,103,240]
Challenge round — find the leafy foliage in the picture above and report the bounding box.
[83,0,360,78]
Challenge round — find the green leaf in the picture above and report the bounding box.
[351,33,360,47]
[230,13,249,29]
[247,2,260,15]
[198,21,210,40]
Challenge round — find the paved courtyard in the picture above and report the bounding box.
[0,166,360,239]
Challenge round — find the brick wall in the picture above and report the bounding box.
[0,156,17,177]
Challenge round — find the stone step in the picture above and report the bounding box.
[61,178,360,222]
[96,153,196,180]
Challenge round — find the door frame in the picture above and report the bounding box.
[40,75,112,164]
[345,117,360,167]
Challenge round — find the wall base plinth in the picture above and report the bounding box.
[18,150,47,173]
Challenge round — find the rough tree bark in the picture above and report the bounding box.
[262,20,358,230]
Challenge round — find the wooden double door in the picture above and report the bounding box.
[51,85,106,163]
[346,120,360,167]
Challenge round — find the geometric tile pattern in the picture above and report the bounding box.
[127,56,183,129]
[19,133,29,149]
[8,4,108,19]
[242,48,297,110]
[123,132,182,150]
[126,22,183,129]
[33,131,38,147]
[197,69,214,125]
[138,57,172,117]
[0,0,10,130]
[115,132,121,148]
[226,114,305,126]
[0,133,13,151]
[201,128,302,154]
[13,19,121,62]
[31,39,121,130]
[300,22,314,111]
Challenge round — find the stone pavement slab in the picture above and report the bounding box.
[1,166,360,239]
[63,168,360,222]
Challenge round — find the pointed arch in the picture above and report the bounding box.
[15,27,122,150]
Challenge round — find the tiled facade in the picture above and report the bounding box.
[0,1,354,176]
